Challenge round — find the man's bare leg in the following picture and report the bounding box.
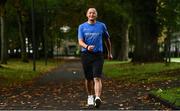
[94,77,102,108]
[94,77,102,97]
[85,79,94,95]
[85,79,94,106]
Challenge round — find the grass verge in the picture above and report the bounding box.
[103,60,180,83]
[0,59,60,86]
[150,87,180,108]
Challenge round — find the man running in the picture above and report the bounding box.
[78,8,112,108]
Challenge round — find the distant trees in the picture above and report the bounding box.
[0,0,179,63]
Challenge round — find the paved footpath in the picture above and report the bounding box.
[0,59,178,110]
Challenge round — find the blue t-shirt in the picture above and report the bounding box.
[78,21,110,52]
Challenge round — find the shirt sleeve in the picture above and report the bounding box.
[78,25,84,40]
[102,23,110,39]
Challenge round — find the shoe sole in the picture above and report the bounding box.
[88,105,94,109]
[95,99,101,108]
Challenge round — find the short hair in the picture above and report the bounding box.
[86,8,98,16]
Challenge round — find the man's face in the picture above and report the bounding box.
[86,8,97,21]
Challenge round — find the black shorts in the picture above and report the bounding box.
[81,51,104,80]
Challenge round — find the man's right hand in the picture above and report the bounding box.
[87,45,95,51]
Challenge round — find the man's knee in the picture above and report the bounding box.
[94,77,101,82]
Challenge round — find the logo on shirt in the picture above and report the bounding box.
[83,28,90,31]
[85,33,100,36]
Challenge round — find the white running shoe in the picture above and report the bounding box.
[87,95,94,106]
[95,97,102,108]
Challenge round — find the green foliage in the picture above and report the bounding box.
[104,0,131,22]
[157,0,180,33]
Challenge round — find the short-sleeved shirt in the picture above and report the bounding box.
[78,21,110,52]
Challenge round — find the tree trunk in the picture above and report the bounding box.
[111,33,121,60]
[17,10,28,62]
[112,43,121,60]
[0,1,8,64]
[131,0,162,62]
[165,28,172,63]
[119,22,130,61]
[132,22,161,62]
[112,23,130,61]
[0,16,7,64]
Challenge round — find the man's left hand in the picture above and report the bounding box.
[107,53,113,60]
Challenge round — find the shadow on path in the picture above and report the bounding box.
[36,60,84,85]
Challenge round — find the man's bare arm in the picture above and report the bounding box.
[105,38,113,59]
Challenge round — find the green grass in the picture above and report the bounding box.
[103,60,130,65]
[171,58,180,62]
[103,61,180,83]
[151,88,180,107]
[0,59,60,86]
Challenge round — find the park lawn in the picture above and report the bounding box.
[151,87,180,107]
[103,60,180,83]
[0,59,60,86]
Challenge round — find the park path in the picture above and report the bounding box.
[0,59,178,110]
